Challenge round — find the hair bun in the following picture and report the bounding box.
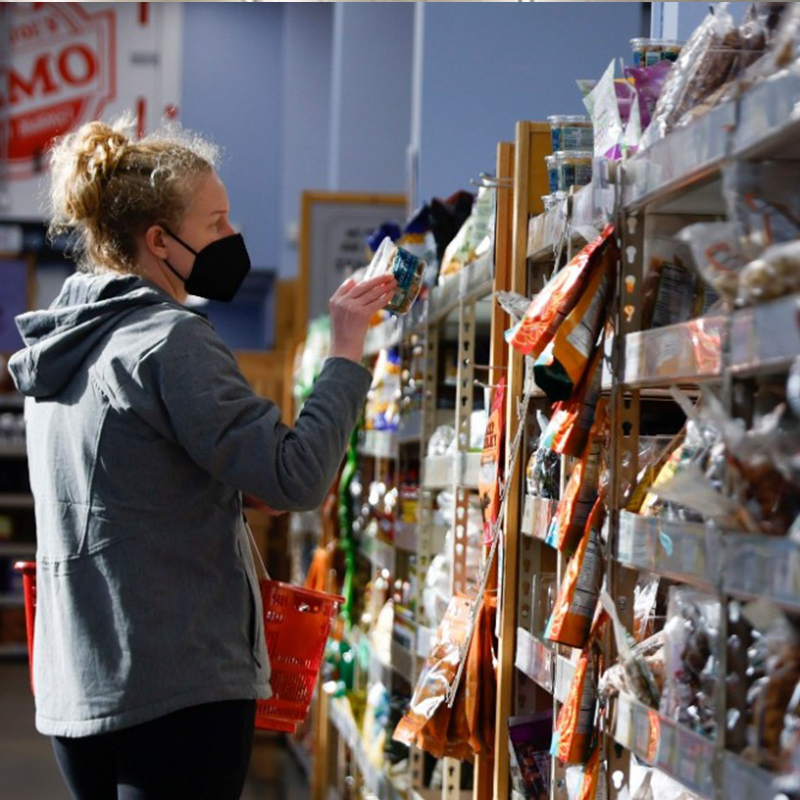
[77,121,130,183]
[50,119,132,227]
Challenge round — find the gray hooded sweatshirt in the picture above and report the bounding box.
[8,271,371,737]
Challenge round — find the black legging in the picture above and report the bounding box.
[52,700,256,800]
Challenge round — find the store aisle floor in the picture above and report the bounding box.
[0,662,310,800]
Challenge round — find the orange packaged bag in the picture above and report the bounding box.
[393,594,473,757]
[507,225,615,358]
[533,237,617,401]
[576,745,603,800]
[465,593,498,755]
[548,401,607,554]
[546,497,605,649]
[551,611,607,765]
[544,345,604,458]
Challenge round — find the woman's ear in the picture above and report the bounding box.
[144,224,169,261]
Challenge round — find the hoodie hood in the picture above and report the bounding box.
[9,272,179,399]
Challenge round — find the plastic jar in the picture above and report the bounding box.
[557,151,592,191]
[663,40,684,62]
[630,37,649,67]
[631,37,684,67]
[547,115,568,153]
[562,116,593,151]
[545,155,559,194]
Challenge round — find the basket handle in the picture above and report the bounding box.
[244,517,271,581]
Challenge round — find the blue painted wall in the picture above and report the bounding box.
[280,4,334,281]
[416,2,648,204]
[328,3,414,193]
[181,3,284,273]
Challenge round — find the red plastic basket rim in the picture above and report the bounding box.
[260,579,344,607]
[14,561,36,576]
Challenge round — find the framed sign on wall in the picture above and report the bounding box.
[297,191,407,341]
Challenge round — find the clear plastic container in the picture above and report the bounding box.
[545,154,559,194]
[363,236,425,315]
[556,151,592,191]
[631,37,684,67]
[630,38,647,67]
[547,115,569,153]
[663,39,684,62]
[563,116,593,151]
[548,115,593,153]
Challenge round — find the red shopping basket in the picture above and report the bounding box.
[14,562,36,695]
[255,579,343,733]
[13,562,343,733]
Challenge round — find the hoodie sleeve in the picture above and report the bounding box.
[134,314,371,511]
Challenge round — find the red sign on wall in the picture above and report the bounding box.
[1,3,117,180]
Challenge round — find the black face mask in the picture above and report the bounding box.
[162,227,251,302]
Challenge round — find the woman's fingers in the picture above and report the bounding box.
[364,290,396,314]
[333,277,358,299]
[349,274,395,299]
[355,281,397,306]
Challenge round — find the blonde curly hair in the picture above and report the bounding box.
[48,114,220,274]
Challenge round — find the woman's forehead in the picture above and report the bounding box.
[187,172,229,216]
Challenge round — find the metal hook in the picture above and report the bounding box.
[474,379,503,389]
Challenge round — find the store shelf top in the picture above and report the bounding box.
[623,70,800,214]
[426,253,494,326]
[619,292,800,389]
[617,511,800,616]
[422,452,481,490]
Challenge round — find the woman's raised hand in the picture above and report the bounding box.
[328,274,396,364]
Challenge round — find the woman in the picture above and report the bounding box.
[8,118,395,800]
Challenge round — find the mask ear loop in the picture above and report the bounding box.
[159,226,198,284]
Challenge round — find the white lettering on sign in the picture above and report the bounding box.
[2,3,116,180]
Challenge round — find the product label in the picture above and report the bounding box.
[548,166,560,194]
[551,129,562,152]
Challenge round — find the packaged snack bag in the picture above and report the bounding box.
[533,236,616,401]
[393,594,473,756]
[543,344,603,458]
[548,401,607,554]
[479,379,506,546]
[506,226,615,359]
[546,498,605,649]
[465,593,498,755]
[551,611,607,765]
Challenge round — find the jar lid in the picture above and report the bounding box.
[564,115,591,124]
[547,115,569,125]
[545,154,558,163]
[630,37,649,47]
